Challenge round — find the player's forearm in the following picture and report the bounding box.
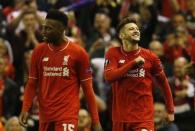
[104,60,136,82]
[22,78,37,112]
[81,79,100,124]
[155,72,174,113]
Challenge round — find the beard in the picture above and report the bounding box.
[43,35,61,45]
[129,38,140,44]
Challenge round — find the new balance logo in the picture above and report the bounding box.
[119,59,125,64]
[42,57,49,62]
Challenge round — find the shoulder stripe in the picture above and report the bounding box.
[104,69,112,72]
[81,77,92,82]
[29,76,38,79]
[60,40,70,51]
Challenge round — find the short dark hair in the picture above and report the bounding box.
[116,17,138,34]
[46,9,68,27]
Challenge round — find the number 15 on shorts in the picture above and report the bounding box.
[62,123,75,131]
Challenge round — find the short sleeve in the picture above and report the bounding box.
[78,48,92,81]
[104,48,118,72]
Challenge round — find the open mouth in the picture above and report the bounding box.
[132,32,140,37]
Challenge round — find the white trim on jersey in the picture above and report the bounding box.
[47,39,70,51]
[29,76,38,79]
[81,77,92,82]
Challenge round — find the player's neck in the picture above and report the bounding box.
[52,38,66,46]
[122,40,138,52]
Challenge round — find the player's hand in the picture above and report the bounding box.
[92,123,103,131]
[19,112,29,127]
[135,56,145,66]
[166,113,174,123]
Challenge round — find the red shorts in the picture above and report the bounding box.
[113,121,154,131]
[39,120,78,131]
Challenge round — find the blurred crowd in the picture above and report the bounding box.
[0,0,195,131]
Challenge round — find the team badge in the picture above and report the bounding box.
[42,57,49,62]
[63,55,70,65]
[119,59,125,64]
[63,67,69,76]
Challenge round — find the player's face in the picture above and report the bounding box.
[41,19,64,44]
[120,23,140,43]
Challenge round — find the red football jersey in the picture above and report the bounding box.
[104,47,173,122]
[27,40,92,122]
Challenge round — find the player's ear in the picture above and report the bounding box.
[119,32,124,39]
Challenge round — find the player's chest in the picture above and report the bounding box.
[40,51,76,68]
[117,55,152,70]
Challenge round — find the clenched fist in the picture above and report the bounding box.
[135,56,145,66]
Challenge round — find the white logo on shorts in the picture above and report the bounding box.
[62,123,74,131]
[141,129,152,131]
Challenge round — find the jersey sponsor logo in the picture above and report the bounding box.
[63,55,70,65]
[125,68,145,77]
[42,57,49,62]
[104,59,110,66]
[119,59,125,64]
[139,68,145,77]
[63,67,70,76]
[43,66,70,77]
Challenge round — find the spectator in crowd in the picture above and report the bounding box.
[0,38,14,79]
[87,8,115,57]
[0,57,20,119]
[169,57,195,131]
[185,0,195,37]
[7,8,43,86]
[154,102,179,131]
[78,109,91,131]
[160,0,188,19]
[149,40,173,77]
[6,0,46,24]
[163,27,193,64]
[5,116,26,131]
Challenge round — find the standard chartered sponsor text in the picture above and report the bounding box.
[43,66,63,71]
[43,66,69,77]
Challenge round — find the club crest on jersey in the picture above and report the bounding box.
[119,59,125,64]
[42,57,49,62]
[63,55,70,65]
